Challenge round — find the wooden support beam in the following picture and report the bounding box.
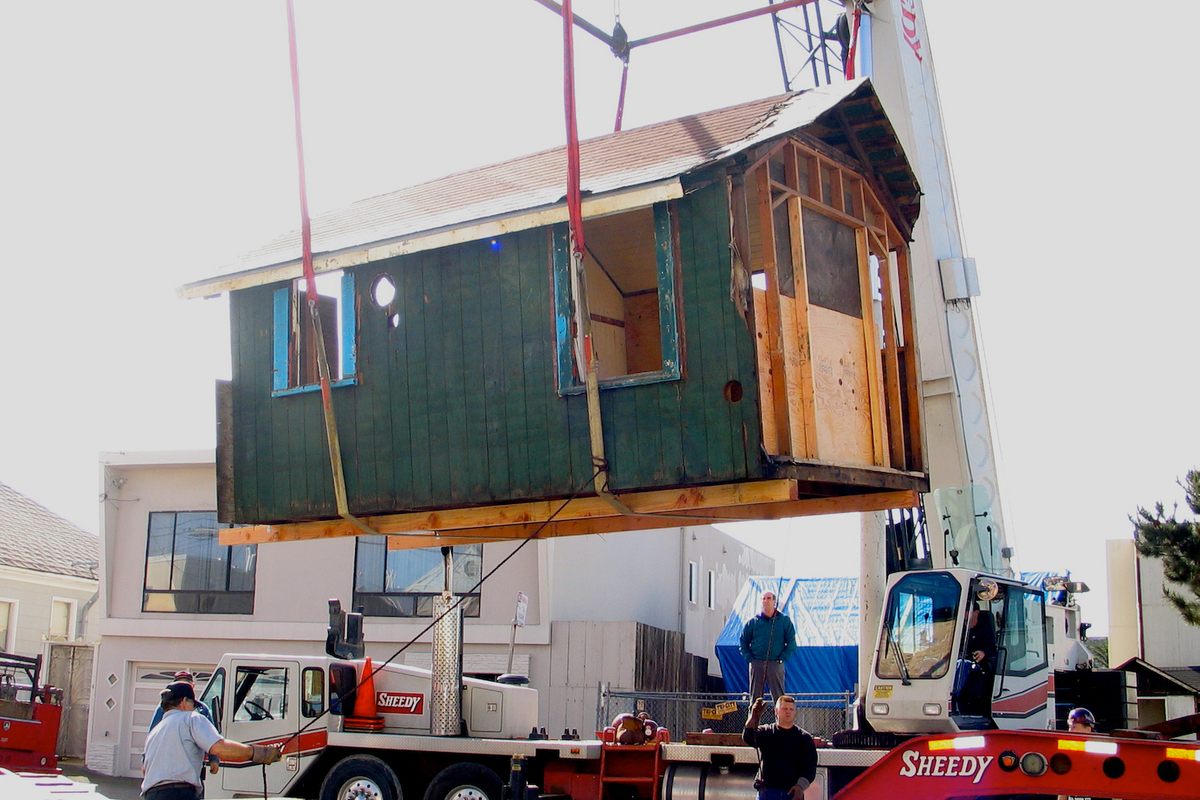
[871,232,907,470]
[220,478,801,546]
[783,146,817,458]
[856,227,887,467]
[381,489,921,550]
[754,164,795,457]
[894,246,924,471]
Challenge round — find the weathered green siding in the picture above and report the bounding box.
[227,178,764,524]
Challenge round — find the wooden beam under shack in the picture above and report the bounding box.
[379,489,921,550]
[219,478,801,546]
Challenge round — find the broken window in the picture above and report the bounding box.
[552,203,681,391]
[271,270,357,396]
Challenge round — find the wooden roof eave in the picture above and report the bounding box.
[177,177,684,299]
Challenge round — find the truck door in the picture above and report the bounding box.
[990,586,1050,729]
[221,659,300,796]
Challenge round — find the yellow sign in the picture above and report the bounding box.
[700,701,740,720]
[873,685,893,699]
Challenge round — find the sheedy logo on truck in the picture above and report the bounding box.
[376,692,424,714]
[898,751,993,784]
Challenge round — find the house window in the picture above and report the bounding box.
[49,598,75,640]
[0,600,13,650]
[143,511,257,614]
[707,570,716,610]
[552,203,681,392]
[687,561,698,605]
[353,537,481,618]
[272,270,357,396]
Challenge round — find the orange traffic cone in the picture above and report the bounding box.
[344,657,384,731]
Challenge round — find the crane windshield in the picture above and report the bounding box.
[876,572,961,680]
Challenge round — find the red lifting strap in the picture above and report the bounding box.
[561,0,585,256]
[845,5,863,80]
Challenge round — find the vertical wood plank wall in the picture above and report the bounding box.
[226,178,764,524]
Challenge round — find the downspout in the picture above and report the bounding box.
[74,590,99,641]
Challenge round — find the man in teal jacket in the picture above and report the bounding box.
[739,589,796,701]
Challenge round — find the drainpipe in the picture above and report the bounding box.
[75,590,99,641]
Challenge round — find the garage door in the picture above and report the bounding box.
[127,662,215,773]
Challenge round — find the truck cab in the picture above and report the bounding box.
[865,568,1050,734]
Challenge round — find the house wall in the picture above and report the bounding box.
[0,564,96,659]
[1107,538,1200,668]
[225,178,764,524]
[88,453,771,777]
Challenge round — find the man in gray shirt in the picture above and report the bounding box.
[141,681,281,800]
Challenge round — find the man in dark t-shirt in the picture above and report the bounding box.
[743,695,818,800]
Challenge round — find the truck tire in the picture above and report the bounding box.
[423,762,503,800]
[320,754,403,800]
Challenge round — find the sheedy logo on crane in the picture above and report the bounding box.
[899,0,924,62]
[376,692,424,714]
[898,751,993,784]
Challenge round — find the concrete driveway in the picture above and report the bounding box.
[58,759,141,800]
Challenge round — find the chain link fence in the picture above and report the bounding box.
[597,688,854,741]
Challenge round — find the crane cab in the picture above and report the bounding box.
[865,569,1050,734]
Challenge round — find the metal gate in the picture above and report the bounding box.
[597,688,854,741]
[46,642,93,758]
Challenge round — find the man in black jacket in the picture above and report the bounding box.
[743,696,817,800]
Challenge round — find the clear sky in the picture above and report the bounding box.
[2,2,1198,637]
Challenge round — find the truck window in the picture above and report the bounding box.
[998,587,1047,677]
[876,572,961,680]
[302,667,325,718]
[198,668,226,733]
[233,666,289,722]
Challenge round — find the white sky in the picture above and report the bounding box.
[2,1,1199,637]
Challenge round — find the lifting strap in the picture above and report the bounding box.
[285,0,374,535]
[844,1,864,80]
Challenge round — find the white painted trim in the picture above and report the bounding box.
[95,618,551,645]
[0,564,98,592]
[99,450,214,467]
[48,596,78,641]
[178,179,684,298]
[0,597,17,651]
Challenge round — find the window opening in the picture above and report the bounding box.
[553,203,680,391]
[302,667,325,717]
[198,667,226,733]
[707,570,716,610]
[272,269,357,395]
[0,601,13,651]
[876,572,961,680]
[49,599,74,640]
[353,537,481,618]
[142,511,257,614]
[232,665,289,722]
[687,561,698,605]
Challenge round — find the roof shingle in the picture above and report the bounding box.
[0,481,99,580]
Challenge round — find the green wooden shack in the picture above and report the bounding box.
[182,79,928,548]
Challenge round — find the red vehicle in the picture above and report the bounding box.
[0,652,63,773]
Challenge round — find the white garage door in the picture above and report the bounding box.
[127,662,216,773]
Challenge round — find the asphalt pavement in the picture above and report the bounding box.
[58,759,141,800]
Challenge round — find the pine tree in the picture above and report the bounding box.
[1133,470,1200,625]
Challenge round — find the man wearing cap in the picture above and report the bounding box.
[149,671,212,732]
[142,681,281,800]
[739,589,796,701]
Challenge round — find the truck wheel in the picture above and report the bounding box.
[320,755,403,800]
[423,763,502,800]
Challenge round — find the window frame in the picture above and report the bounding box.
[271,271,358,397]
[551,202,681,394]
[707,569,716,610]
[687,561,698,605]
[0,598,16,651]
[48,597,76,640]
[141,511,258,615]
[352,538,482,619]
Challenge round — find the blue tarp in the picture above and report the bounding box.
[715,577,859,695]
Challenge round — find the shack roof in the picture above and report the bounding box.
[0,481,98,581]
[181,78,918,298]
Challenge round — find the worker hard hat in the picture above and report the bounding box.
[1068,708,1096,727]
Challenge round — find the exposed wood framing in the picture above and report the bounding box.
[895,246,924,471]
[754,165,796,456]
[219,478,801,546]
[855,226,887,466]
[783,145,817,457]
[871,229,906,469]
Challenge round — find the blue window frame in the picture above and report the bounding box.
[551,202,681,393]
[272,271,357,397]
